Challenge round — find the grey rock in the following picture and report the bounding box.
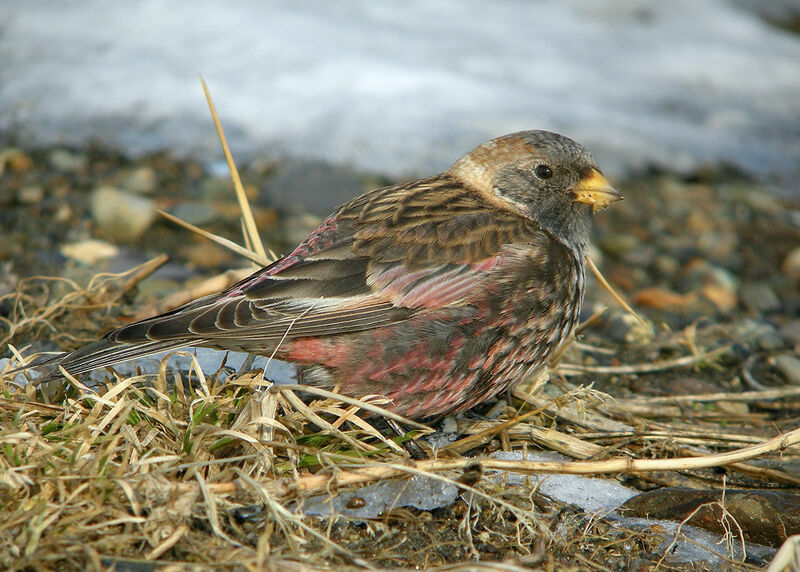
[91,185,156,242]
[622,245,657,267]
[281,212,323,249]
[198,176,232,200]
[603,311,655,346]
[301,473,458,519]
[773,354,800,385]
[739,282,781,314]
[676,261,739,295]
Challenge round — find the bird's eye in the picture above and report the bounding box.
[535,164,553,179]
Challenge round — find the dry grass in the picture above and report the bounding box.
[3,262,799,570]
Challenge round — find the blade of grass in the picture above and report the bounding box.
[200,75,267,261]
[586,255,647,325]
[158,209,270,266]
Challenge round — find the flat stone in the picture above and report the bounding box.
[755,328,785,351]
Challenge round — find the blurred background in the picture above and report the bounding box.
[2,0,799,194]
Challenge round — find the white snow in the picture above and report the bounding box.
[1,0,798,191]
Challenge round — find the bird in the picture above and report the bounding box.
[15,130,621,419]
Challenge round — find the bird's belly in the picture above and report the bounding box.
[287,295,579,419]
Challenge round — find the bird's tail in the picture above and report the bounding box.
[7,338,193,381]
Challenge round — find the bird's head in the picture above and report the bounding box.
[449,130,622,249]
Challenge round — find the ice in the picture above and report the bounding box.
[1,1,798,192]
[301,473,458,519]
[295,449,774,562]
[489,450,637,513]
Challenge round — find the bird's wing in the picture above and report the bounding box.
[30,175,544,376]
[112,174,538,345]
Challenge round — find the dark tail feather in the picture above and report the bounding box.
[8,338,194,381]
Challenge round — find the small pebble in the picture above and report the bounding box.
[91,185,156,242]
[47,148,87,173]
[632,287,694,311]
[653,254,679,277]
[700,283,738,314]
[18,185,44,204]
[54,203,72,223]
[602,311,655,346]
[773,354,800,385]
[120,166,158,194]
[60,239,119,265]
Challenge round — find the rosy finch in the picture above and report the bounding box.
[19,131,621,419]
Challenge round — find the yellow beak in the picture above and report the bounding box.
[572,169,623,212]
